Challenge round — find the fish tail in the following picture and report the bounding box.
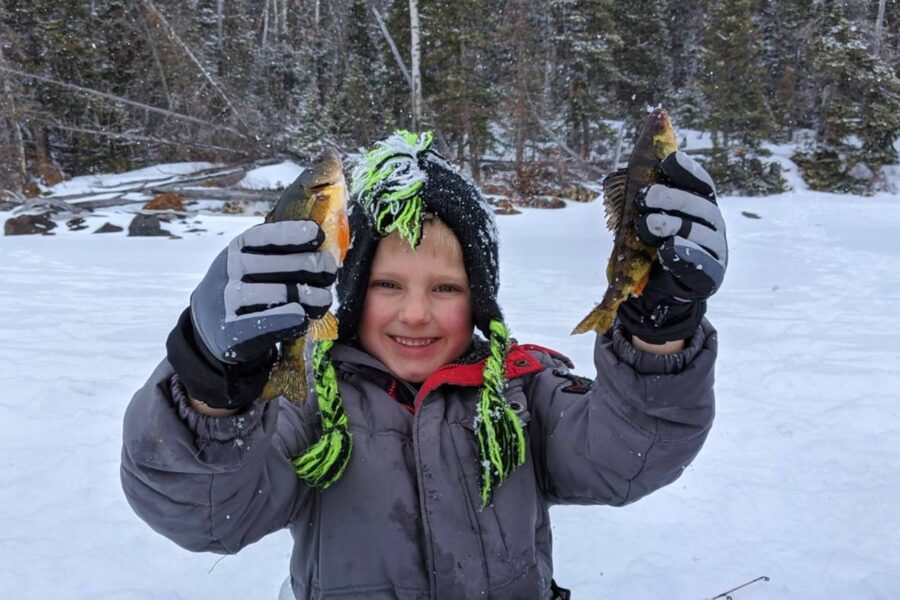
[309,312,339,341]
[261,339,309,404]
[571,304,617,335]
[572,283,629,335]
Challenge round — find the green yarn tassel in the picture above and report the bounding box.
[350,130,434,247]
[474,319,527,508]
[292,340,353,489]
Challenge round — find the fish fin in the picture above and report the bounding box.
[337,210,350,262]
[309,312,339,341]
[571,304,617,336]
[602,169,629,232]
[261,340,309,404]
[633,270,651,296]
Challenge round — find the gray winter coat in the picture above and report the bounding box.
[121,322,716,599]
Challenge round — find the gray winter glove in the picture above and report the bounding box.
[618,151,727,343]
[190,220,337,365]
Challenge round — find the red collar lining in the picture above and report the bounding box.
[410,344,548,412]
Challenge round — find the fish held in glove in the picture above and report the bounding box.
[261,150,350,403]
[572,108,678,335]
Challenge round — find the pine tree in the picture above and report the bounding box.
[332,0,389,148]
[666,0,708,129]
[809,3,900,164]
[609,0,672,128]
[700,0,772,148]
[1,0,154,174]
[548,0,618,158]
[419,0,503,182]
[758,0,818,138]
[380,0,414,129]
[495,0,545,166]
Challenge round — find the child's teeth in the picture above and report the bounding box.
[395,337,433,347]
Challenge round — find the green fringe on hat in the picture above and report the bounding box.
[350,130,433,247]
[474,319,526,507]
[292,339,353,488]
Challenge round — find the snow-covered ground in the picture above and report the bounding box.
[1,163,899,599]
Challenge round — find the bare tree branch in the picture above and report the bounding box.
[371,5,412,88]
[0,65,247,138]
[519,85,605,177]
[529,109,605,177]
[135,0,252,132]
[45,122,248,156]
[136,8,173,109]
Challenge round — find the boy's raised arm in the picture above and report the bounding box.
[120,358,314,554]
[528,321,716,506]
[528,152,725,506]
[120,220,337,553]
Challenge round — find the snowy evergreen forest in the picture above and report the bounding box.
[1,0,899,197]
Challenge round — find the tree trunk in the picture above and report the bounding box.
[874,0,887,56]
[29,121,60,184]
[513,0,528,166]
[469,128,482,185]
[216,0,225,75]
[611,121,627,168]
[262,0,270,48]
[409,0,423,131]
[0,45,27,191]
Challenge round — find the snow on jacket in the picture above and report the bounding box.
[121,322,717,599]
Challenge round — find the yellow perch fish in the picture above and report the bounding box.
[261,149,350,403]
[572,108,678,335]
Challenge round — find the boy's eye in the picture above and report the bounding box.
[434,284,461,293]
[371,280,399,290]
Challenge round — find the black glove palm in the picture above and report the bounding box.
[618,151,727,344]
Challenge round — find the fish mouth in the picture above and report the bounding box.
[302,150,344,191]
[650,109,677,159]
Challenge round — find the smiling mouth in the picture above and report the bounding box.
[390,336,438,348]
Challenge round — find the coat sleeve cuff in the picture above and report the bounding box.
[170,373,269,443]
[605,318,712,375]
[166,307,277,409]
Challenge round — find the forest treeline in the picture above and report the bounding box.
[1,0,898,197]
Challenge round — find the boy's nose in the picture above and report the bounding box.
[399,294,431,326]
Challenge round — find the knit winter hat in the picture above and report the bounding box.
[293,131,525,507]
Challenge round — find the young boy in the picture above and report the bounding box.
[121,132,726,599]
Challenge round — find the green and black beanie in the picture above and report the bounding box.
[293,130,525,507]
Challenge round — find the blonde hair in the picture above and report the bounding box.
[379,215,464,263]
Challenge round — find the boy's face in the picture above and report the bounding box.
[358,225,474,383]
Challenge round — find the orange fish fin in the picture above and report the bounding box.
[337,211,350,262]
[633,271,651,296]
[602,169,629,232]
[309,312,339,341]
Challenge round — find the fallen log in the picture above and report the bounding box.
[75,188,279,210]
[146,188,281,202]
